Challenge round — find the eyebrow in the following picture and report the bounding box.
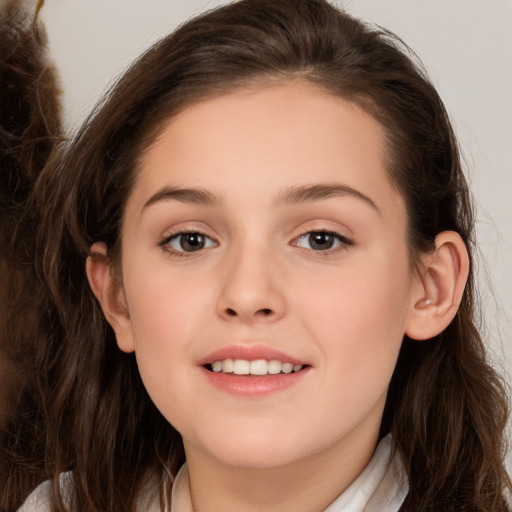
[276,183,380,213]
[142,182,380,214]
[143,186,220,210]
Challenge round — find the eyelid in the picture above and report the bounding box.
[158,227,218,256]
[156,222,353,258]
[291,219,354,241]
[158,221,216,244]
[290,227,354,253]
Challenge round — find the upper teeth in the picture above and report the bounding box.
[211,359,303,375]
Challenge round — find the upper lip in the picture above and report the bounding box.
[198,344,309,367]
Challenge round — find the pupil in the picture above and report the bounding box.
[309,232,334,250]
[180,233,204,251]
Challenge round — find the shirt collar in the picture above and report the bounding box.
[171,434,408,512]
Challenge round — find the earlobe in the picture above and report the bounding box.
[86,242,135,353]
[405,231,469,341]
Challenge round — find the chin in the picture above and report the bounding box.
[190,426,321,469]
[213,446,304,469]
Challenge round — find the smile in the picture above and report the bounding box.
[199,345,311,396]
[208,358,304,375]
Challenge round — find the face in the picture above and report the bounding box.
[112,82,420,470]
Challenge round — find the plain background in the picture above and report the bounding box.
[39,0,511,385]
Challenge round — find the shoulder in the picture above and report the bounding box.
[17,480,51,511]
[18,473,74,512]
[18,472,163,512]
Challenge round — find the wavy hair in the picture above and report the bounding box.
[9,0,511,510]
[0,0,62,508]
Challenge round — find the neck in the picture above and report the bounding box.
[183,425,380,512]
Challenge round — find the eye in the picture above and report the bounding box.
[163,232,217,253]
[295,231,352,251]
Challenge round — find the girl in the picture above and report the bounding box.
[14,0,511,510]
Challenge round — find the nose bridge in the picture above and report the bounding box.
[217,235,286,323]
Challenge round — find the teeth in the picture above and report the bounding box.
[282,362,293,374]
[250,359,268,375]
[210,358,303,375]
[211,360,223,372]
[223,358,234,373]
[233,359,250,375]
[268,359,282,374]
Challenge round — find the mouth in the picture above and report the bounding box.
[204,358,307,376]
[199,345,311,396]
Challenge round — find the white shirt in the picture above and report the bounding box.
[19,435,407,511]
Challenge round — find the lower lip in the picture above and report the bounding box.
[200,366,311,398]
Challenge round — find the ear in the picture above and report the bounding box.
[86,242,135,353]
[405,231,469,341]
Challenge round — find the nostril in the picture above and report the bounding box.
[259,308,272,316]
[226,308,237,316]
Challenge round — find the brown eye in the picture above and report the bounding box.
[179,233,205,251]
[295,231,351,252]
[165,232,216,253]
[308,232,335,250]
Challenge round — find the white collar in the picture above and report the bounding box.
[171,435,408,512]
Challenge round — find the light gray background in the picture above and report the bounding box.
[39,1,511,381]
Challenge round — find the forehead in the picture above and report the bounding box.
[127,81,401,217]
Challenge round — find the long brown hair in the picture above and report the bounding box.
[10,0,511,510]
[0,0,62,508]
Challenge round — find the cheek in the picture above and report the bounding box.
[123,281,207,433]
[125,261,213,345]
[121,265,213,397]
[296,252,411,385]
[286,260,411,446]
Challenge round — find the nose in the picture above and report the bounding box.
[216,243,286,324]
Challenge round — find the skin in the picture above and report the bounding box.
[88,81,469,511]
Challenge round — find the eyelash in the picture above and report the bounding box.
[158,229,353,258]
[293,230,353,255]
[159,229,217,258]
